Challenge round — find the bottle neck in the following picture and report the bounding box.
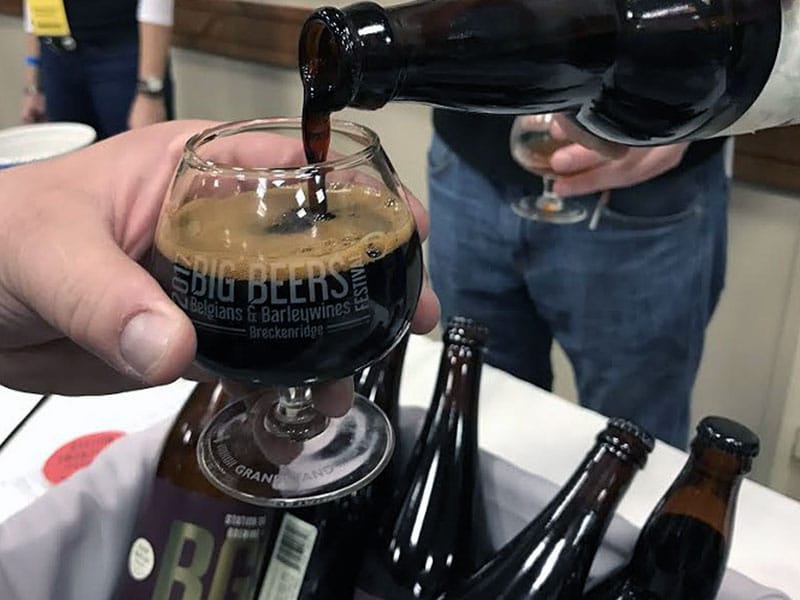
[624,446,746,596]
[432,342,482,416]
[646,446,745,539]
[414,340,482,456]
[500,438,642,595]
[344,0,616,112]
[156,381,227,488]
[545,441,641,524]
[173,381,227,432]
[355,333,410,426]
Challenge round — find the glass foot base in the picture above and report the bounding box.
[197,394,394,508]
[511,196,587,224]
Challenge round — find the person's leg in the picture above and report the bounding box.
[521,152,729,447]
[39,41,97,126]
[83,39,139,139]
[427,134,554,388]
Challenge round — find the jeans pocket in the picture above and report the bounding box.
[600,201,702,232]
[597,151,728,233]
[427,135,457,177]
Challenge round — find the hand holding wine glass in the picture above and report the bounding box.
[509,113,588,224]
[547,118,690,197]
[150,118,432,507]
[0,121,438,398]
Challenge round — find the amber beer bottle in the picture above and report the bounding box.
[299,0,800,146]
[355,332,410,496]
[115,382,276,600]
[437,418,654,600]
[584,416,760,600]
[252,334,411,599]
[354,317,491,600]
[355,331,409,433]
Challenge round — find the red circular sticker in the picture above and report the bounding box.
[42,431,125,484]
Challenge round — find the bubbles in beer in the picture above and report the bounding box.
[151,183,422,384]
[155,185,414,280]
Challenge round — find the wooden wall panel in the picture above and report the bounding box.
[0,0,21,16]
[734,126,800,194]
[172,0,309,68]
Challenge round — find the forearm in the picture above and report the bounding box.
[24,33,39,90]
[137,22,171,80]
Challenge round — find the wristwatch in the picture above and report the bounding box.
[137,77,165,97]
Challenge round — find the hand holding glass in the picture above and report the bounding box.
[509,113,587,224]
[151,118,423,506]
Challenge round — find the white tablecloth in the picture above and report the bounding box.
[0,380,195,522]
[1,335,799,597]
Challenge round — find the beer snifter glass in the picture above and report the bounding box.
[509,113,587,224]
[151,118,423,506]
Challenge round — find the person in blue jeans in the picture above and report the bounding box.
[428,112,729,448]
[21,0,174,139]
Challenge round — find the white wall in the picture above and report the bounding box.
[0,16,26,127]
[692,185,800,489]
[3,13,800,498]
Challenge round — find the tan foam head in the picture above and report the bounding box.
[155,185,415,279]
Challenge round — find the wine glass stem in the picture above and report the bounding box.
[538,176,563,208]
[266,385,328,441]
[274,386,309,421]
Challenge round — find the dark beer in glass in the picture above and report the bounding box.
[150,118,422,507]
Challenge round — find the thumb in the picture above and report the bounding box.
[10,206,196,385]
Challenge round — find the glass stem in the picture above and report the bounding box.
[274,386,313,423]
[266,385,328,441]
[537,176,563,211]
[542,176,560,200]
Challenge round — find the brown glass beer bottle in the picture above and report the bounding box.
[355,331,409,433]
[353,330,410,506]
[253,333,411,600]
[115,382,276,600]
[584,416,760,600]
[437,418,654,599]
[299,0,797,146]
[354,317,491,600]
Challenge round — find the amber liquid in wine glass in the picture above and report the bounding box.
[509,114,587,224]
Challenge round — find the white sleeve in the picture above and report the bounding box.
[22,1,34,33]
[137,0,175,26]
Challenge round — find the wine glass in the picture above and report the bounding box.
[509,113,587,224]
[151,118,423,507]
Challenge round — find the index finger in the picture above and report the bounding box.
[551,115,630,160]
[550,143,613,175]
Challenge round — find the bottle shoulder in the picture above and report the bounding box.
[153,419,229,499]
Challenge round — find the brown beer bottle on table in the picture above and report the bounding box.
[115,382,276,600]
[252,334,411,600]
[584,416,760,600]
[354,317,491,600]
[438,418,654,600]
[356,331,409,433]
[354,331,410,499]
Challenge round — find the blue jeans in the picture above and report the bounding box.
[427,134,729,448]
[40,37,175,140]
